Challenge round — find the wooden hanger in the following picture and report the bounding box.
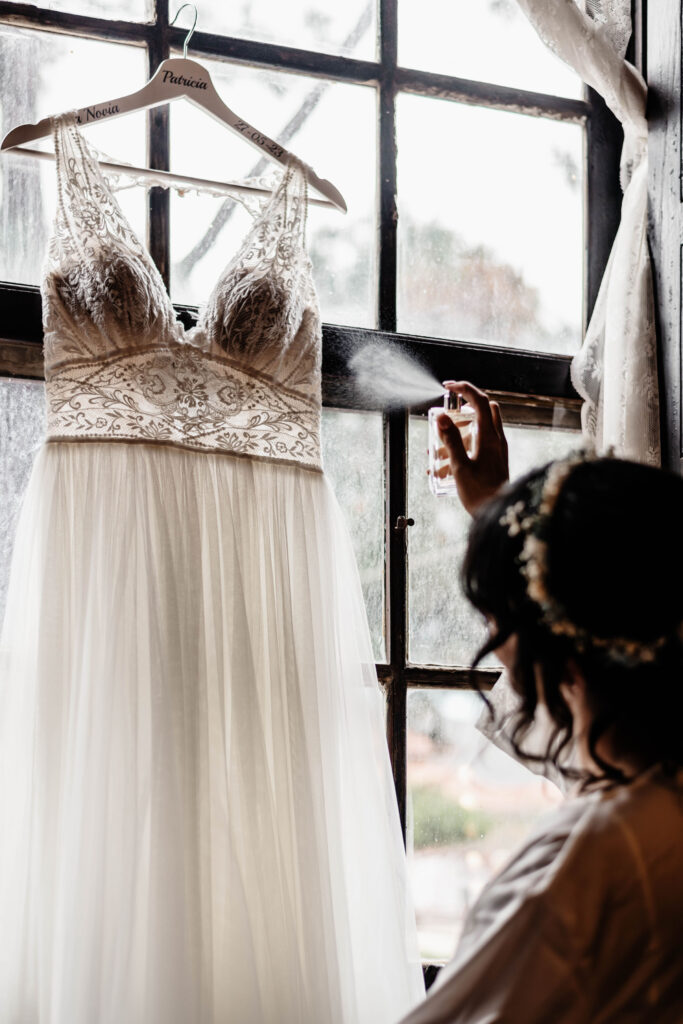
[0,4,347,213]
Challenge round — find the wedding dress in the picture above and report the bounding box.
[0,112,424,1023]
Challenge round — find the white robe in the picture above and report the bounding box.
[401,768,683,1023]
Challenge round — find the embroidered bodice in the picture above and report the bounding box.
[42,112,322,471]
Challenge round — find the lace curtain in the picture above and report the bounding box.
[516,0,660,466]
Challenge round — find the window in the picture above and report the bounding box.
[0,0,620,966]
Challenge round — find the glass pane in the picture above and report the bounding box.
[397,95,584,355]
[407,688,562,962]
[399,0,581,98]
[0,28,147,287]
[30,0,151,19]
[408,417,580,667]
[0,379,46,628]
[322,409,385,661]
[169,60,376,328]
[199,1,376,60]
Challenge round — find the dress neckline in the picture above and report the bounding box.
[53,111,306,328]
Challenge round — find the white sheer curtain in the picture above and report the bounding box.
[479,1,658,776]
[516,0,660,465]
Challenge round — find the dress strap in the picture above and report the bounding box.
[43,113,182,370]
[49,112,152,270]
[267,154,309,244]
[197,154,318,368]
[213,153,309,280]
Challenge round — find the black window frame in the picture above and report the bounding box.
[0,0,622,839]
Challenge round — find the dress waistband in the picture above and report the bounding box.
[45,344,322,472]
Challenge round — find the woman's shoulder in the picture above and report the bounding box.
[421,772,683,1024]
[504,768,683,883]
[470,767,683,948]
[568,767,683,881]
[455,794,598,950]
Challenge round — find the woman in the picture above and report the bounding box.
[402,382,683,1023]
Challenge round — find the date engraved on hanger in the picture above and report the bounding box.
[234,122,284,159]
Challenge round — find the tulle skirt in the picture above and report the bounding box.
[0,442,423,1024]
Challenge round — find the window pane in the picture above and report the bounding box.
[0,379,46,628]
[322,409,385,662]
[407,688,562,962]
[0,28,147,286]
[169,60,376,328]
[399,0,581,99]
[397,95,584,355]
[28,0,151,19]
[198,1,376,60]
[408,416,579,667]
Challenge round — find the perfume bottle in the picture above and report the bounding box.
[428,391,477,497]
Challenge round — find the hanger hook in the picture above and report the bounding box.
[170,3,198,59]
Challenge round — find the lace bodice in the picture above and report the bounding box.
[42,112,322,471]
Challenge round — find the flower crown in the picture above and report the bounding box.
[498,450,667,666]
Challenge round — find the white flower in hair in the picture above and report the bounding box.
[498,501,526,536]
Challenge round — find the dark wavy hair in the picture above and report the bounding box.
[463,456,683,788]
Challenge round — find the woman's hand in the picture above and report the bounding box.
[436,380,509,515]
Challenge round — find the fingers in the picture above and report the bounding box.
[491,401,510,480]
[443,380,495,437]
[490,401,507,447]
[437,412,468,473]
